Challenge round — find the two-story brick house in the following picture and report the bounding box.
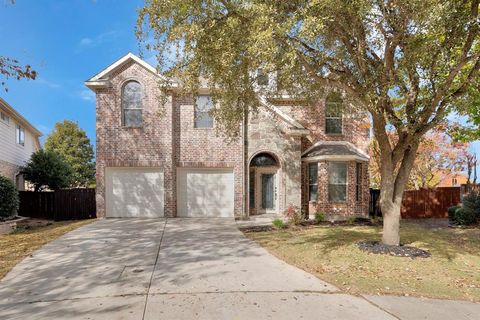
[86,53,370,219]
[0,97,42,190]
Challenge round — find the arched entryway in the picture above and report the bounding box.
[249,152,281,215]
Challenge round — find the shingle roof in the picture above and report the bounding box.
[302,141,369,162]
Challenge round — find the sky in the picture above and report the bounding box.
[0,0,149,146]
[0,0,479,173]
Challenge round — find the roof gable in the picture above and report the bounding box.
[85,53,177,89]
[0,98,42,137]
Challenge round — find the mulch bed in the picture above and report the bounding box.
[240,225,274,233]
[357,240,431,258]
[240,217,382,233]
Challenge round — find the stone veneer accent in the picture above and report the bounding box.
[247,108,302,215]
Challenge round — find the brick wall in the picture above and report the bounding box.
[0,159,20,182]
[95,61,174,217]
[95,61,243,217]
[276,99,370,219]
[173,94,243,216]
[94,58,370,219]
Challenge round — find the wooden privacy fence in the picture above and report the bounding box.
[401,187,461,218]
[369,187,461,219]
[18,189,96,221]
[369,189,381,218]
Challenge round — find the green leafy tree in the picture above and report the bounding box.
[44,120,95,188]
[138,0,480,245]
[21,150,72,192]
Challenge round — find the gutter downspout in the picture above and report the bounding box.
[242,106,249,219]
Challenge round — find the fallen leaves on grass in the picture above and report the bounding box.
[244,223,480,302]
[0,220,94,279]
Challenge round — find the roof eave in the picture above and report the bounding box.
[0,98,43,137]
[285,128,310,136]
[85,80,110,90]
[302,154,369,162]
[258,95,305,130]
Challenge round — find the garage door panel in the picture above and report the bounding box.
[177,168,234,217]
[106,168,164,218]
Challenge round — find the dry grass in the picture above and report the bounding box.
[0,220,94,279]
[245,222,480,302]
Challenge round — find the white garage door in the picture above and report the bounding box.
[105,167,164,218]
[177,168,234,217]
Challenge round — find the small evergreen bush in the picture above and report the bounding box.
[462,191,480,223]
[452,207,478,225]
[448,205,461,224]
[0,175,19,219]
[314,212,326,224]
[450,192,480,226]
[272,218,287,229]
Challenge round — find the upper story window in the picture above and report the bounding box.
[0,111,10,124]
[328,162,347,202]
[16,124,25,146]
[122,81,143,127]
[308,163,318,202]
[256,68,269,86]
[325,92,343,134]
[194,95,214,128]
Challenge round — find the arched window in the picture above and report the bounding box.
[325,92,343,134]
[122,81,143,127]
[250,153,278,167]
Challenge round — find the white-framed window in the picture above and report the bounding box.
[122,80,143,127]
[325,92,343,134]
[194,95,214,128]
[328,162,347,202]
[0,111,10,124]
[16,124,25,146]
[308,163,318,201]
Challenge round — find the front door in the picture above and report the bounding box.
[261,174,275,210]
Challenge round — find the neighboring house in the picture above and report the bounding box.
[86,53,370,219]
[0,97,42,190]
[437,172,469,187]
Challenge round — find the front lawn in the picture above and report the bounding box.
[0,220,94,279]
[244,222,480,302]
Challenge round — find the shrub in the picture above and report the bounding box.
[452,207,478,226]
[284,205,303,225]
[462,191,480,222]
[0,175,19,219]
[448,205,461,224]
[314,212,326,224]
[272,218,287,229]
[449,192,480,226]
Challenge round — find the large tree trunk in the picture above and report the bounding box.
[380,196,402,245]
[372,112,419,246]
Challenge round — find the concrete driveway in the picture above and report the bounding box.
[0,218,478,319]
